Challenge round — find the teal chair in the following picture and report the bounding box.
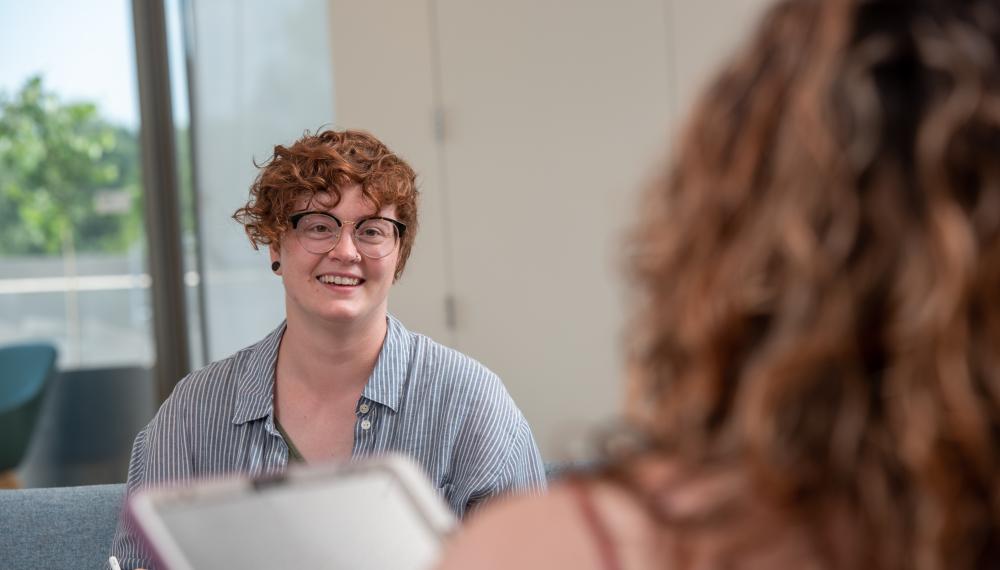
[0,342,58,476]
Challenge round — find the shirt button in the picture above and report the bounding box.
[361,419,372,430]
[358,403,370,414]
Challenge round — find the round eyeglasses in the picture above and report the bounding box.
[289,211,407,259]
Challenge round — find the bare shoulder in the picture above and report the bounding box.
[436,484,601,570]
[436,480,659,570]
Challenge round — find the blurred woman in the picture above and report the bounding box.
[111,129,545,569]
[440,0,1000,568]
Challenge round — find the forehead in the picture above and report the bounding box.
[292,186,396,217]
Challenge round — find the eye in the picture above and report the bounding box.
[299,215,339,237]
[306,222,333,234]
[356,220,392,242]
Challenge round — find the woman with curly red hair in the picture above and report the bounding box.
[110,129,545,569]
[440,0,1000,568]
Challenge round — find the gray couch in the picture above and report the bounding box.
[0,463,573,569]
[0,483,124,569]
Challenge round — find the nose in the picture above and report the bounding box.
[327,222,361,262]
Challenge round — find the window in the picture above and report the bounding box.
[0,1,154,369]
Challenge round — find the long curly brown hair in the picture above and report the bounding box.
[623,0,1000,567]
[232,129,419,279]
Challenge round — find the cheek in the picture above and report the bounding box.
[370,257,397,285]
[375,260,395,283]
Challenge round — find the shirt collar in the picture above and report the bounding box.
[231,321,286,425]
[231,315,413,425]
[361,314,413,413]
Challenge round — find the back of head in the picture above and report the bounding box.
[626,0,1000,567]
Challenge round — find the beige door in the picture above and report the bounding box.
[328,0,775,457]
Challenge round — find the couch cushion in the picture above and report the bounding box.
[0,483,124,569]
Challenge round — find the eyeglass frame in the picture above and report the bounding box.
[288,210,408,259]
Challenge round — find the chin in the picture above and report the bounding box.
[318,302,384,325]
[319,307,364,322]
[288,292,387,327]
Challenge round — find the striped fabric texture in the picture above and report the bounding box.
[110,314,546,569]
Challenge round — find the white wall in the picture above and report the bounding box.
[327,0,774,458]
[325,1,455,347]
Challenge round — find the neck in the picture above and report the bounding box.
[277,310,388,396]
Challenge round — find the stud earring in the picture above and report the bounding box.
[271,261,281,272]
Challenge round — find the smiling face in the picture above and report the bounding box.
[271,184,400,329]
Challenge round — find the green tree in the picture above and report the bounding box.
[0,75,142,256]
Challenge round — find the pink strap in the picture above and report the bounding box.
[569,480,622,570]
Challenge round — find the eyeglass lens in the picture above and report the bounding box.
[294,213,399,258]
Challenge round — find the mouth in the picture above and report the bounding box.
[317,274,365,287]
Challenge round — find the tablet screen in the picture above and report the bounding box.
[133,457,455,570]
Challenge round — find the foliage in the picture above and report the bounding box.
[0,76,142,256]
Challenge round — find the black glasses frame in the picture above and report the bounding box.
[288,211,407,258]
[289,211,407,237]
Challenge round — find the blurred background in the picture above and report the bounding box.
[0,0,772,487]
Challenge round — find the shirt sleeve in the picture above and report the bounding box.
[502,418,548,491]
[464,417,548,515]
[109,394,193,570]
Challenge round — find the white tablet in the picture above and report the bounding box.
[128,454,457,570]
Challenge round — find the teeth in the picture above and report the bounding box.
[319,275,361,286]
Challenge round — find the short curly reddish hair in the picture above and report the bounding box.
[233,129,419,279]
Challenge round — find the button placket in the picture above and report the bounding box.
[357,400,374,434]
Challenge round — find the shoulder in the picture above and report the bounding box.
[437,480,659,570]
[415,332,499,384]
[168,348,248,402]
[391,317,531,444]
[156,329,276,416]
[437,485,596,570]
[416,334,523,423]
[393,317,506,395]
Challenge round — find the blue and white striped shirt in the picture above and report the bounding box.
[110,314,546,569]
